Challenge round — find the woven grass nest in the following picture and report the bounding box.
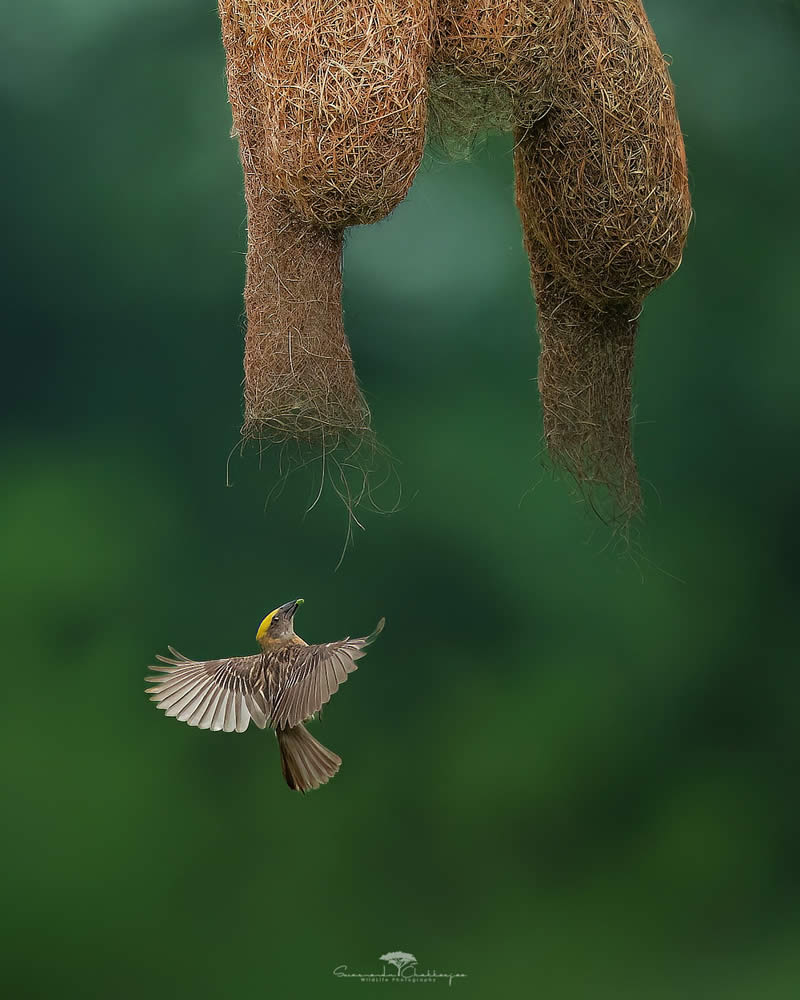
[218,0,691,522]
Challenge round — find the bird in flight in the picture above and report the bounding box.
[145,599,384,792]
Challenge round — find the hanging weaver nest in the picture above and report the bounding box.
[218,0,691,522]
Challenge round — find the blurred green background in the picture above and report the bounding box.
[2,1,799,996]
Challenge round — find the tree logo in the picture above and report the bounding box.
[333,948,466,985]
[379,951,418,976]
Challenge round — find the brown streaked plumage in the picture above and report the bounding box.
[145,599,385,792]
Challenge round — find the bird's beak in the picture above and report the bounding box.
[280,598,303,618]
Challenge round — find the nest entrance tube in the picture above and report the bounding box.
[533,260,642,522]
[240,198,371,446]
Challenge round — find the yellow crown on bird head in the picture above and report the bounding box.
[257,598,304,643]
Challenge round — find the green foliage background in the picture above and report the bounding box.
[2,2,799,996]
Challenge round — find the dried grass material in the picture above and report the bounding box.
[241,197,371,443]
[532,256,641,522]
[427,2,563,153]
[510,0,691,516]
[223,0,433,230]
[217,0,690,523]
[431,1,568,113]
[513,1,691,306]
[426,72,516,157]
[219,0,433,455]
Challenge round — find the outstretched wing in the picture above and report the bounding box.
[269,619,385,730]
[145,647,269,732]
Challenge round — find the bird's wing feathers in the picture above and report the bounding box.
[269,618,385,730]
[145,651,268,732]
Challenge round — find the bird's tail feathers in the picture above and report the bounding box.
[277,724,341,793]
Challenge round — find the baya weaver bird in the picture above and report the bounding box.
[145,600,384,792]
